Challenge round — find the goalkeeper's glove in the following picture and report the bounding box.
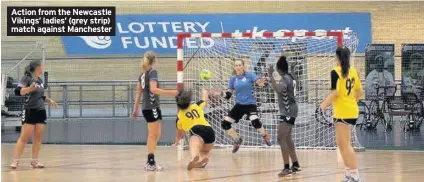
[222,91,232,100]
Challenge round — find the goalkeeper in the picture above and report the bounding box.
[268,56,301,177]
[220,59,272,153]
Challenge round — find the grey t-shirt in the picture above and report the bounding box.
[139,69,160,110]
[19,75,45,110]
[276,74,298,118]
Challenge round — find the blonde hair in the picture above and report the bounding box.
[142,51,157,72]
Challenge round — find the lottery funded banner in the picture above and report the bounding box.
[364,44,395,99]
[401,44,424,97]
[60,13,371,55]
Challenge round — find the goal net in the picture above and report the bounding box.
[177,31,364,150]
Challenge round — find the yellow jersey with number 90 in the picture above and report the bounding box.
[177,101,211,132]
[332,66,362,119]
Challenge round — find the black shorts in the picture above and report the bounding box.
[227,104,258,122]
[189,125,215,144]
[22,109,47,125]
[334,118,357,125]
[279,115,296,125]
[142,108,162,123]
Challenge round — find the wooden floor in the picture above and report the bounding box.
[1,144,424,182]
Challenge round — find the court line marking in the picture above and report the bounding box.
[1,148,158,172]
[178,161,337,182]
[180,154,424,182]
[1,145,175,165]
[3,147,424,181]
[1,147,181,172]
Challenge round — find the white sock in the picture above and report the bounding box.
[344,168,350,176]
[257,127,267,136]
[348,169,360,180]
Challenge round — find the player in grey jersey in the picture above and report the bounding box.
[10,60,58,169]
[268,56,300,177]
[132,51,179,171]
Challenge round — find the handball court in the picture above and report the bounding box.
[1,144,423,182]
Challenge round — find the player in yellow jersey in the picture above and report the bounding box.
[174,89,216,170]
[320,47,364,182]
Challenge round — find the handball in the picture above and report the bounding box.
[200,69,212,80]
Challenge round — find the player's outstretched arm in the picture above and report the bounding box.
[202,89,209,103]
[256,78,266,87]
[173,118,185,146]
[149,80,179,97]
[173,129,185,146]
[267,66,284,93]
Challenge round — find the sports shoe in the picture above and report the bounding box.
[278,168,292,177]
[195,158,209,168]
[232,138,243,153]
[349,177,362,182]
[263,134,271,146]
[291,165,301,173]
[340,174,351,182]
[144,162,163,171]
[187,156,199,170]
[10,160,19,169]
[30,160,44,168]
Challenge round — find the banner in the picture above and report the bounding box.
[401,44,424,96]
[364,44,395,99]
[61,13,371,55]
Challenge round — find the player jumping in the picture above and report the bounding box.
[174,89,215,170]
[221,59,272,153]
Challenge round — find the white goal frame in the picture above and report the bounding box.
[176,31,344,89]
[176,31,364,151]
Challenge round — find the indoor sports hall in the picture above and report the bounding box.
[1,1,424,182]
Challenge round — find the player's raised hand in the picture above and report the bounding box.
[267,66,274,75]
[256,78,266,87]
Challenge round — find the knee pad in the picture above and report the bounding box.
[221,120,232,130]
[249,115,262,129]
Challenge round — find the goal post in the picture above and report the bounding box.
[176,31,364,151]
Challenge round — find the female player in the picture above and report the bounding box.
[174,89,215,170]
[221,59,271,153]
[10,60,58,169]
[320,47,363,182]
[132,51,179,171]
[268,56,301,177]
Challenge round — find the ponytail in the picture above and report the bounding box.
[142,51,156,72]
[24,65,32,76]
[336,47,351,78]
[142,58,149,72]
[24,60,42,77]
